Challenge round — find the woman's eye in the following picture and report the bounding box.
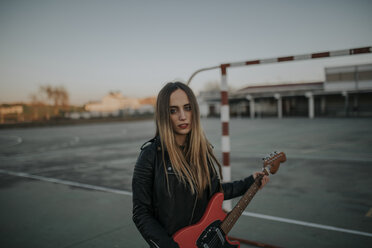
[185,105,192,111]
[170,109,177,114]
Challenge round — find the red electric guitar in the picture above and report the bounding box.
[173,151,286,248]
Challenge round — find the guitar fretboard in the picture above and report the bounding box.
[220,174,264,235]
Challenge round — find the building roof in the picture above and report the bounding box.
[234,82,324,98]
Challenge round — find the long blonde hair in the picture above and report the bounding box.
[155,82,222,197]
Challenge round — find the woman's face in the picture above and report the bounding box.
[169,89,192,145]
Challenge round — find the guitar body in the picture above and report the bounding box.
[173,152,286,248]
[173,192,240,248]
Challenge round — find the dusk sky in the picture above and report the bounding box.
[1,0,372,105]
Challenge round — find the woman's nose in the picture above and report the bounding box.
[179,110,186,120]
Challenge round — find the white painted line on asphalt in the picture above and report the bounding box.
[0,169,132,196]
[242,212,372,238]
[1,169,372,238]
[70,136,80,145]
[0,135,23,148]
[17,137,22,144]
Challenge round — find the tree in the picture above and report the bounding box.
[30,85,70,119]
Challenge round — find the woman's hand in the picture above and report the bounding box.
[253,171,269,189]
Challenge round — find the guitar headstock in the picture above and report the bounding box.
[262,151,286,174]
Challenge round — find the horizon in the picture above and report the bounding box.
[0,91,158,107]
[0,74,347,106]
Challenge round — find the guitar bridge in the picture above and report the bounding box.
[216,228,225,244]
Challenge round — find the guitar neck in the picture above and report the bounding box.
[220,174,263,235]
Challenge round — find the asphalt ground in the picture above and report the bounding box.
[0,118,372,248]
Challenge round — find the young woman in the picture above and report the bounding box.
[132,82,268,248]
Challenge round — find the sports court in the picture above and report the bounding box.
[1,118,372,247]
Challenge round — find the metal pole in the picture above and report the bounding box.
[187,47,371,87]
[186,65,219,86]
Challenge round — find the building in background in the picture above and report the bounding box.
[85,92,140,115]
[198,63,372,118]
[324,64,372,117]
[0,105,23,123]
[198,90,221,118]
[80,92,155,119]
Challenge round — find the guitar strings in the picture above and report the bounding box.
[209,235,220,248]
[208,230,224,248]
[208,231,219,247]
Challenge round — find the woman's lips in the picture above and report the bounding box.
[178,124,189,129]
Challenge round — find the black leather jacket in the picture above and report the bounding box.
[132,137,255,248]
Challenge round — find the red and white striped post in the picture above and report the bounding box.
[220,64,232,210]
